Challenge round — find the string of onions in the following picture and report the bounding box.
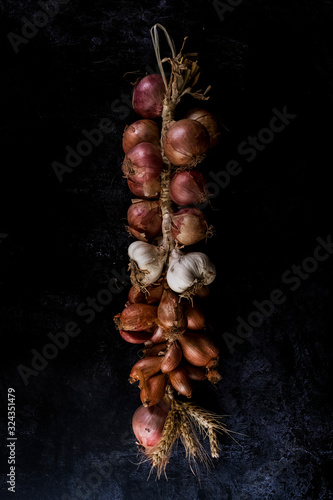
[113,23,230,478]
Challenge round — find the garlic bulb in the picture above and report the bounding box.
[166,249,216,295]
[128,241,166,290]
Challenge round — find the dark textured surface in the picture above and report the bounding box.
[0,0,333,499]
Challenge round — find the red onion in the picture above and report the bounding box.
[119,330,153,344]
[127,199,162,241]
[122,119,160,154]
[169,171,207,206]
[163,119,210,167]
[149,326,167,344]
[127,178,159,199]
[132,74,166,119]
[132,397,170,449]
[185,108,221,148]
[114,304,157,331]
[123,143,163,179]
[171,208,208,246]
[123,142,163,199]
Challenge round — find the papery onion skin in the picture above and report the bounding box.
[127,178,161,199]
[123,143,163,182]
[123,143,163,199]
[163,119,210,167]
[143,341,168,357]
[127,200,162,241]
[157,288,187,335]
[149,326,167,344]
[132,397,170,449]
[177,330,219,367]
[169,366,192,397]
[185,302,206,331]
[123,119,160,154]
[146,284,164,304]
[114,304,157,331]
[161,341,182,373]
[127,286,146,305]
[169,171,207,206]
[132,74,166,119]
[185,108,221,148]
[129,356,162,385]
[171,208,208,246]
[140,373,168,407]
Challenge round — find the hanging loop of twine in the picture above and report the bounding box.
[150,24,176,91]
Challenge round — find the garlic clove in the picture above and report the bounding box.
[128,241,167,291]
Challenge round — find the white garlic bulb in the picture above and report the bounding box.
[166,249,216,294]
[128,241,167,288]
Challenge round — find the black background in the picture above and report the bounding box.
[0,0,332,498]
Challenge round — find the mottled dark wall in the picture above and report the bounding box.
[0,0,332,499]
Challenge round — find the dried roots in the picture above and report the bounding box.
[129,259,149,293]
